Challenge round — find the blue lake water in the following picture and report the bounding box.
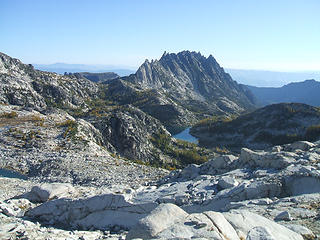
[0,168,28,180]
[173,127,198,144]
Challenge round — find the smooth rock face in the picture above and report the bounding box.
[127,204,240,240]
[246,226,276,240]
[203,211,239,240]
[27,193,158,230]
[286,224,316,239]
[127,204,304,240]
[284,176,320,196]
[126,203,188,240]
[223,210,303,240]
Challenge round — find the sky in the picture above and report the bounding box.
[1,0,319,71]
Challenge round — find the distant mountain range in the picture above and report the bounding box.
[226,68,320,87]
[33,63,135,76]
[33,63,320,87]
[247,79,320,106]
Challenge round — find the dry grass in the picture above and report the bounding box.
[0,114,46,127]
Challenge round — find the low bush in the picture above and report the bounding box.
[56,120,78,139]
[0,111,18,118]
[305,125,320,141]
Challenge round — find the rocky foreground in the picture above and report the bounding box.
[1,140,320,239]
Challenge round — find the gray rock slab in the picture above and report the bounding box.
[223,210,303,240]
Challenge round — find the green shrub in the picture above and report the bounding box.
[150,131,171,153]
[254,131,302,145]
[305,125,320,141]
[56,120,78,139]
[173,149,207,165]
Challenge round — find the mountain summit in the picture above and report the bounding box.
[125,51,255,115]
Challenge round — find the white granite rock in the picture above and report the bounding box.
[0,199,33,217]
[200,155,238,174]
[218,176,239,189]
[239,148,295,169]
[246,226,276,240]
[27,193,158,231]
[275,211,292,221]
[285,141,316,151]
[204,211,239,240]
[223,210,303,240]
[126,203,188,240]
[285,224,316,239]
[26,183,75,202]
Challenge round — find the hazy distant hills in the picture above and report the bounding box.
[33,64,320,87]
[75,72,119,83]
[226,68,320,87]
[247,79,320,106]
[33,63,135,77]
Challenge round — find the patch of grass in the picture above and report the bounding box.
[0,111,18,118]
[56,120,78,139]
[215,146,229,154]
[31,115,45,126]
[172,148,207,165]
[194,114,237,128]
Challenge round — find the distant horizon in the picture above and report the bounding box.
[32,61,320,73]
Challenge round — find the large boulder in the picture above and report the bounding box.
[27,193,158,230]
[239,148,296,169]
[25,183,75,203]
[284,176,320,196]
[284,141,316,152]
[127,203,303,240]
[200,155,238,174]
[126,203,188,239]
[218,176,239,189]
[246,226,276,240]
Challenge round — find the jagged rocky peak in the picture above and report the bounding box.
[125,50,256,115]
[134,50,226,90]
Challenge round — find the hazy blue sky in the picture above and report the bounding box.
[1,0,319,71]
